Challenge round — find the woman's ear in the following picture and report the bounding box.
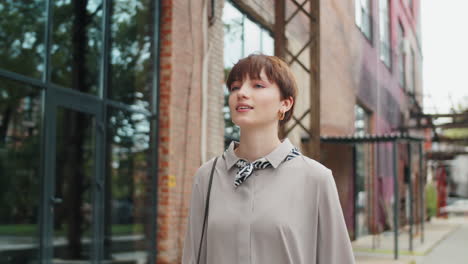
[281,96,294,112]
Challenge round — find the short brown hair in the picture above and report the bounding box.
[226,54,298,127]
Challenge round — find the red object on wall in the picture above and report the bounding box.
[436,166,448,218]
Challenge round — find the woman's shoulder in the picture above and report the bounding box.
[293,154,333,183]
[193,156,222,184]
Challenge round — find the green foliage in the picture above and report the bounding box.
[425,182,437,218]
[443,128,468,138]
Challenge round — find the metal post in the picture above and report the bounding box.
[352,145,357,240]
[274,0,286,138]
[309,0,321,160]
[408,143,413,252]
[274,0,286,60]
[393,142,399,260]
[419,142,425,243]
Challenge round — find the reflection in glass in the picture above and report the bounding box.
[0,79,42,264]
[109,0,154,110]
[53,107,95,260]
[51,0,102,94]
[0,1,45,78]
[104,107,151,263]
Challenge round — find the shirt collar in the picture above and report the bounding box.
[223,138,296,170]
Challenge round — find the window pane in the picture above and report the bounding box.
[379,0,390,67]
[53,107,95,260]
[0,79,42,264]
[261,30,274,56]
[0,1,45,79]
[109,0,154,110]
[243,19,261,56]
[51,0,102,94]
[354,105,370,238]
[104,107,152,263]
[355,0,361,26]
[223,2,244,69]
[398,23,405,88]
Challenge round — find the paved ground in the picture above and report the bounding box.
[415,221,468,264]
[353,216,468,264]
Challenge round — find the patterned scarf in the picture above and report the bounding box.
[234,148,300,187]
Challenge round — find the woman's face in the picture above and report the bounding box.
[228,69,287,129]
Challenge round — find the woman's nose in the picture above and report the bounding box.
[237,83,250,99]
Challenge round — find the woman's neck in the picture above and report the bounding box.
[235,124,282,162]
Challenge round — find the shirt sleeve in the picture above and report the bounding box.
[182,169,207,264]
[317,170,356,264]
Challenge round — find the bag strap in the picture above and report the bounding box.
[197,157,218,264]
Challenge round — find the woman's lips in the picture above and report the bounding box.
[237,108,252,112]
[236,106,254,112]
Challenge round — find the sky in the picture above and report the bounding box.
[422,1,468,114]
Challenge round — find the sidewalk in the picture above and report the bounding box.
[353,216,468,264]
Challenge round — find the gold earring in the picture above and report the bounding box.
[278,110,285,121]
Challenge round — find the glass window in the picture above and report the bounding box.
[355,0,372,41]
[354,105,371,238]
[379,0,391,68]
[355,105,370,136]
[109,0,154,111]
[104,107,152,263]
[51,0,103,94]
[222,1,274,146]
[398,22,406,89]
[0,1,45,79]
[53,106,95,261]
[0,79,42,264]
[223,2,244,70]
[408,48,415,94]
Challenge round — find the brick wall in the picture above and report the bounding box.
[157,0,204,262]
[206,0,226,160]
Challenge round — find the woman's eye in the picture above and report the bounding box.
[254,84,265,88]
[230,86,239,91]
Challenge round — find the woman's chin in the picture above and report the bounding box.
[232,118,256,128]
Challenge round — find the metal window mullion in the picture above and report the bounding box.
[393,142,399,260]
[39,90,58,264]
[95,0,112,262]
[39,0,54,262]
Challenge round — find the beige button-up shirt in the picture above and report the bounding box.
[182,139,355,264]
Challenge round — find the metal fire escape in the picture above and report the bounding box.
[274,0,321,160]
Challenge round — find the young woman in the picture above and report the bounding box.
[182,54,355,264]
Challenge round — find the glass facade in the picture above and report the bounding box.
[0,0,159,263]
[222,1,274,146]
